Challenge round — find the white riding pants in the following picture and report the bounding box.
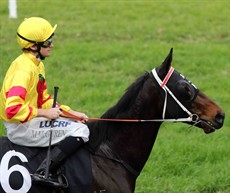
[4,117,89,147]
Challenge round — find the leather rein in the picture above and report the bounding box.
[60,67,200,124]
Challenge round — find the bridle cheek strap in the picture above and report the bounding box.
[152,67,198,123]
[160,67,174,119]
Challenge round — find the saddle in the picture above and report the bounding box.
[0,137,92,193]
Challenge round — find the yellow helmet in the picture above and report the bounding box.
[17,17,57,48]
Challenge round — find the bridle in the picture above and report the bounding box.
[61,67,200,124]
[151,67,200,124]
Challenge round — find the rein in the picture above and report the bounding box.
[60,108,195,123]
[60,109,139,122]
[60,67,199,124]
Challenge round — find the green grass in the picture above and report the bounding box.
[0,0,229,192]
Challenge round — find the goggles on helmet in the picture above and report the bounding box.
[38,36,53,48]
[17,33,54,48]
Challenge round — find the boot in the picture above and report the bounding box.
[31,147,68,189]
[31,137,84,188]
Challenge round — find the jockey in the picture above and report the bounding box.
[0,17,89,188]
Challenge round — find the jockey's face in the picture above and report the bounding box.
[39,43,54,58]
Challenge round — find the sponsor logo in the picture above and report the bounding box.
[39,120,71,128]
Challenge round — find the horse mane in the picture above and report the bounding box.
[102,72,150,119]
[87,72,150,151]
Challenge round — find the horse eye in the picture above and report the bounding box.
[182,83,194,100]
[175,81,194,101]
[185,84,192,95]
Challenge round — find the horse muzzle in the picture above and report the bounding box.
[199,112,225,134]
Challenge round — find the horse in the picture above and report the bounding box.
[0,48,225,193]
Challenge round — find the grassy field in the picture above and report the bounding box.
[0,0,229,192]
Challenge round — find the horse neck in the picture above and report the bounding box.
[112,122,161,174]
[106,77,163,174]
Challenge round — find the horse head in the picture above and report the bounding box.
[155,48,225,133]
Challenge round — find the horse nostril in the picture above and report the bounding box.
[215,112,225,126]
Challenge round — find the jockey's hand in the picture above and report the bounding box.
[67,110,89,123]
[37,108,62,119]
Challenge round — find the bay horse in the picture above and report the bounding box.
[0,49,225,193]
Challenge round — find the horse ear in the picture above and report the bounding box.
[157,48,173,78]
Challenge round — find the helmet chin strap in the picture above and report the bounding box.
[24,45,46,60]
[152,67,199,123]
[35,45,46,60]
